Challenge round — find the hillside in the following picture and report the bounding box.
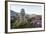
[10,10,42,29]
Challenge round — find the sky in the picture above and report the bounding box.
[10,4,42,15]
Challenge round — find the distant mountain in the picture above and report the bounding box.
[10,10,18,17]
[28,14,41,18]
